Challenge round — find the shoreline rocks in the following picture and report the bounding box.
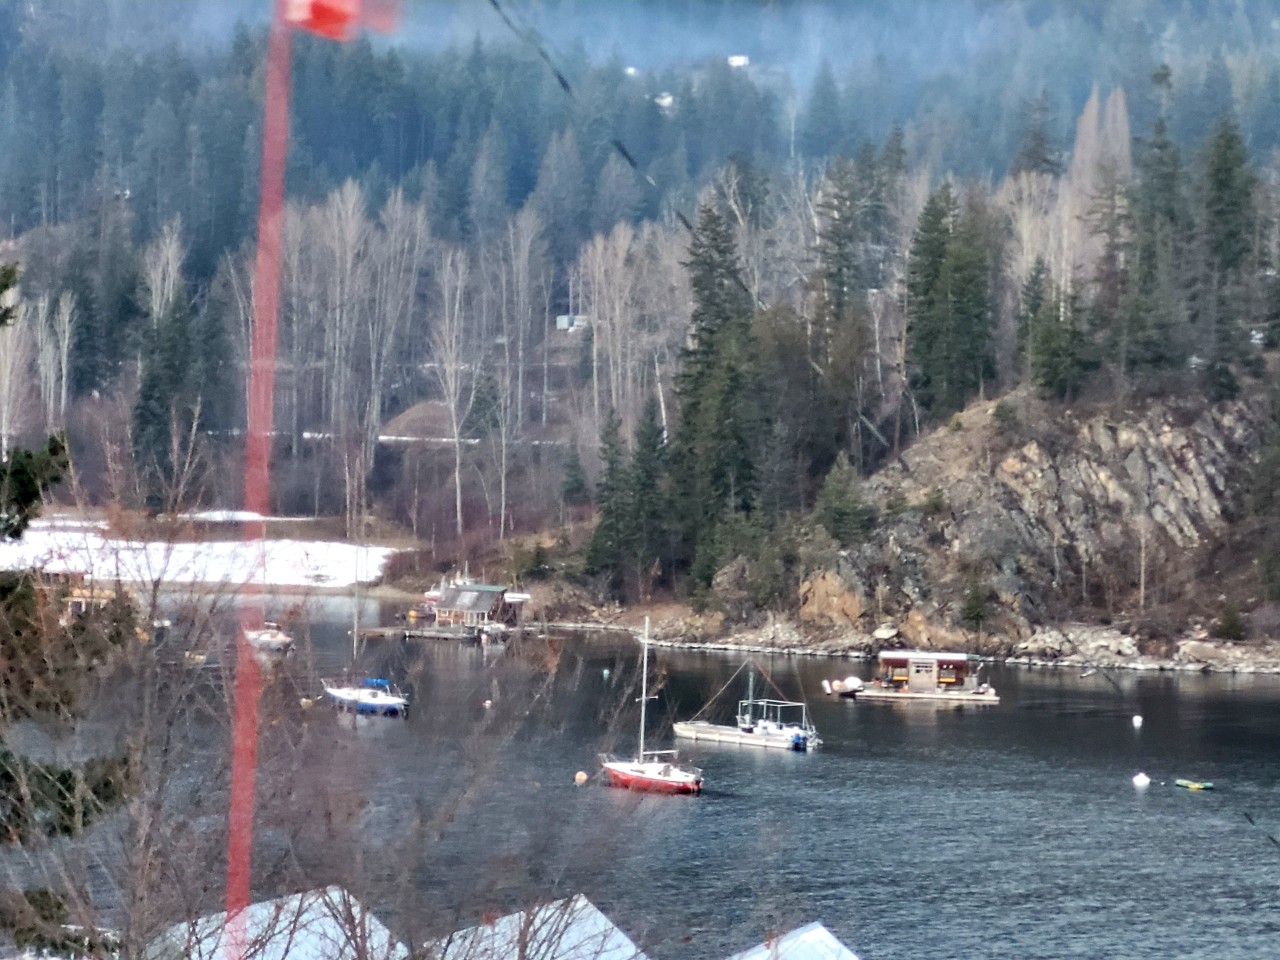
[548,614,1280,675]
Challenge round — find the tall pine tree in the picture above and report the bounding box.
[906,185,994,417]
[628,397,669,598]
[585,408,630,592]
[671,205,759,585]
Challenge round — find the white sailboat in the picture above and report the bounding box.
[599,618,703,795]
[674,662,822,751]
[320,536,409,718]
[322,676,409,716]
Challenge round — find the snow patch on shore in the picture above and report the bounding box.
[0,517,394,588]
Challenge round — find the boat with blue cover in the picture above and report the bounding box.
[322,677,409,716]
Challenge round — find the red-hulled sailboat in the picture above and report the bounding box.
[599,618,703,795]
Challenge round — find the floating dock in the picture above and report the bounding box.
[358,625,481,642]
[854,688,1000,705]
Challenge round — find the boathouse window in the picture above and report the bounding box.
[913,662,933,675]
[939,665,959,683]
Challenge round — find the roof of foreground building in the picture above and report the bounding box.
[724,922,859,960]
[145,886,408,960]
[422,894,648,960]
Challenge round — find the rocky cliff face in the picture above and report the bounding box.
[794,391,1268,653]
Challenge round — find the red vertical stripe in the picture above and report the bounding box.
[225,0,293,954]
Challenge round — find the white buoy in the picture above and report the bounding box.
[574,771,589,786]
[602,668,610,678]
[1132,714,1144,730]
[482,699,492,709]
[1132,772,1151,788]
[300,697,314,709]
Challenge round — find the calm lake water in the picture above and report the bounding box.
[230,598,1280,960]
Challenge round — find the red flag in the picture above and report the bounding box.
[284,0,361,41]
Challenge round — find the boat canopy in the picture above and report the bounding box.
[877,650,980,665]
[362,678,392,689]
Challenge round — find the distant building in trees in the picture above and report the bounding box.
[555,314,590,332]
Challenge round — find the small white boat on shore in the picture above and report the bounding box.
[243,622,294,653]
[322,677,409,717]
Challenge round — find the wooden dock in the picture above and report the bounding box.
[358,625,481,642]
[855,688,1000,705]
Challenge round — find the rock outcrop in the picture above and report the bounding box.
[783,391,1268,651]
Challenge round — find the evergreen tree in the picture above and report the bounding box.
[1131,115,1191,370]
[0,436,68,541]
[814,452,874,546]
[560,445,590,509]
[0,261,17,325]
[1248,66,1280,155]
[1017,257,1048,377]
[940,208,996,407]
[628,397,668,595]
[463,372,500,439]
[529,129,588,266]
[592,152,642,236]
[718,152,772,230]
[1010,91,1061,177]
[906,185,994,417]
[467,120,510,243]
[671,205,759,582]
[1085,161,1134,376]
[1030,285,1090,402]
[67,203,143,397]
[1195,114,1256,392]
[800,61,844,161]
[817,157,871,318]
[813,155,884,470]
[132,290,200,505]
[1202,115,1254,279]
[584,409,630,590]
[880,126,907,186]
[1249,395,1280,601]
[1172,52,1234,150]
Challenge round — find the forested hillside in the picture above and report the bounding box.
[1,0,1279,626]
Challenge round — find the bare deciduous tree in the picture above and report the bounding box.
[142,217,185,332]
[430,244,476,538]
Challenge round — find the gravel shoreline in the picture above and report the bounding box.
[542,620,1280,676]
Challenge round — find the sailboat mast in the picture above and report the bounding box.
[638,616,649,759]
